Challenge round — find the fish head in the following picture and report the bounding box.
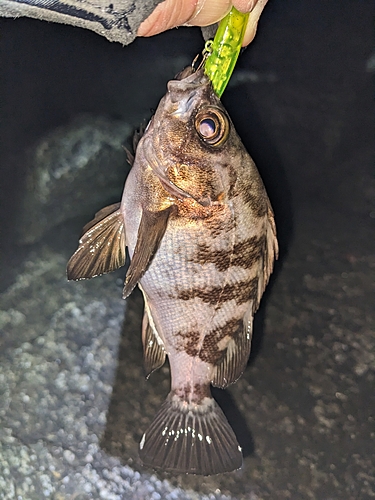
[139,68,242,207]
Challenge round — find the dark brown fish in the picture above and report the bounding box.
[67,67,278,476]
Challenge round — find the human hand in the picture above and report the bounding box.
[137,0,268,47]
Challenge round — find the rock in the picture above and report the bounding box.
[0,247,239,499]
[17,115,132,244]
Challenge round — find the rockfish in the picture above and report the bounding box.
[67,67,278,475]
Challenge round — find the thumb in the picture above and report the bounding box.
[242,0,268,46]
[137,0,196,37]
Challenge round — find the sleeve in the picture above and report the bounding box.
[0,0,163,45]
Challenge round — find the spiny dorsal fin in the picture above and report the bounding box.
[259,202,278,301]
[67,203,126,280]
[133,121,148,152]
[123,205,176,298]
[264,201,278,282]
[124,147,134,166]
[123,121,148,166]
[212,203,277,388]
[211,306,253,389]
[250,202,279,313]
[142,306,166,379]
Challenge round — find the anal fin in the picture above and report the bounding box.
[212,305,254,389]
[142,298,166,379]
[67,203,126,280]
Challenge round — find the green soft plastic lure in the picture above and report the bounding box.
[204,7,249,98]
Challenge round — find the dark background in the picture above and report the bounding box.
[1,1,372,254]
[0,1,374,498]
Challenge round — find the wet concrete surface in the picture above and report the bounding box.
[0,1,374,498]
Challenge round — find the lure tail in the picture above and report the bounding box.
[139,392,242,475]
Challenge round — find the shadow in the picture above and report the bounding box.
[212,387,255,458]
[102,290,255,461]
[223,75,294,366]
[223,82,294,261]
[100,288,146,463]
[101,288,257,496]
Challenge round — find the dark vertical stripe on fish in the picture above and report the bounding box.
[193,235,266,272]
[177,277,258,305]
[175,318,243,364]
[199,318,243,364]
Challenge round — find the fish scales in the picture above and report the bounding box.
[67,67,278,476]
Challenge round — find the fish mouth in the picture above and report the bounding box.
[167,69,211,120]
[143,136,211,207]
[170,90,197,119]
[167,68,208,94]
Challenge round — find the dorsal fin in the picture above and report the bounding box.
[133,121,148,152]
[124,147,134,166]
[122,205,176,298]
[67,203,126,280]
[212,203,278,388]
[257,202,278,307]
[211,305,253,389]
[123,121,149,166]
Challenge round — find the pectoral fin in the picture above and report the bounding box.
[122,205,176,298]
[67,203,126,280]
[142,303,166,379]
[81,203,121,234]
[211,306,254,389]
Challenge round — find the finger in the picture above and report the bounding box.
[241,0,268,46]
[137,0,196,37]
[186,0,232,27]
[232,0,258,12]
[138,0,268,41]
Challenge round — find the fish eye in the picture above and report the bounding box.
[195,107,229,146]
[199,118,216,137]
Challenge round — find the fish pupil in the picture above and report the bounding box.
[199,118,216,138]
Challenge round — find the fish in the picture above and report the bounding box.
[67,66,278,476]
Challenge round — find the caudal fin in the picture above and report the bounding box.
[139,393,242,475]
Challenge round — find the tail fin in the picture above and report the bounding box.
[139,393,242,475]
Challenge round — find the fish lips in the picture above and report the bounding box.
[167,70,213,120]
[169,90,198,119]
